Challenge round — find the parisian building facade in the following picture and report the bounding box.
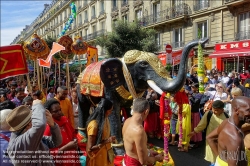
[11,0,250,72]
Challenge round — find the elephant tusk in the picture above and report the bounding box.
[147,80,163,95]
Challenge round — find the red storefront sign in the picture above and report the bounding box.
[210,40,250,58]
[158,49,194,66]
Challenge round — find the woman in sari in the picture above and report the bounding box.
[86,98,116,166]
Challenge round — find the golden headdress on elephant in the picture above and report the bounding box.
[123,50,170,80]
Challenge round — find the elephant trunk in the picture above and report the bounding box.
[149,38,209,94]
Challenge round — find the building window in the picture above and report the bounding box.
[152,2,160,22]
[238,11,250,40]
[122,0,128,6]
[194,0,209,11]
[113,0,117,7]
[85,29,88,36]
[92,25,96,33]
[84,10,88,21]
[79,14,82,24]
[173,28,183,48]
[100,21,105,30]
[135,9,142,20]
[100,1,104,12]
[79,31,82,37]
[155,33,160,48]
[92,6,96,18]
[197,21,208,38]
[173,0,184,5]
[122,14,128,22]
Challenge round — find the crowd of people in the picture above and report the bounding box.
[0,66,250,166]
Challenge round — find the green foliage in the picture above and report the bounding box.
[198,28,202,39]
[44,36,56,49]
[95,20,160,58]
[165,64,172,71]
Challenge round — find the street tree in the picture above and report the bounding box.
[95,20,160,58]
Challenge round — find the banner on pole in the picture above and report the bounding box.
[0,45,28,80]
[38,42,65,68]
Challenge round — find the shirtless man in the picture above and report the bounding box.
[122,98,164,166]
[207,96,250,166]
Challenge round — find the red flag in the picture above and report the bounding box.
[0,45,28,80]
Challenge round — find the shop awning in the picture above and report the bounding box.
[158,49,194,66]
[209,40,250,58]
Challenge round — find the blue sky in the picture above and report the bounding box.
[1,0,52,46]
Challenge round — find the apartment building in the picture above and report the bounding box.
[11,0,250,72]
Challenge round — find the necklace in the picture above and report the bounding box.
[227,119,244,137]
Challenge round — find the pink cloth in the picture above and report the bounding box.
[144,112,158,133]
[191,112,202,142]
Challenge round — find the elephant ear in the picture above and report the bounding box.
[100,58,125,89]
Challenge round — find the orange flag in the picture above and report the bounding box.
[38,42,65,68]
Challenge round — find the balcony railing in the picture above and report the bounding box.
[235,31,250,41]
[172,41,185,48]
[138,3,192,27]
[193,1,210,11]
[84,29,106,41]
[224,0,237,3]
[84,19,88,23]
[99,10,105,15]
[121,1,128,7]
[112,6,118,12]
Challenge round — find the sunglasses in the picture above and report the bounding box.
[217,85,223,89]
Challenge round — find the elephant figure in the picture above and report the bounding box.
[76,38,209,155]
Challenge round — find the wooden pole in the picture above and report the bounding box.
[36,59,41,90]
[54,61,57,86]
[40,66,43,90]
[33,60,36,82]
[26,73,32,94]
[78,55,82,73]
[47,68,50,90]
[66,56,70,90]
[58,61,61,87]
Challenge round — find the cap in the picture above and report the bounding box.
[245,83,250,88]
[212,100,224,109]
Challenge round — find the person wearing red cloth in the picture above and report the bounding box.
[44,98,81,166]
[123,98,164,166]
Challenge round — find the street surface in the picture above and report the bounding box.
[148,137,210,166]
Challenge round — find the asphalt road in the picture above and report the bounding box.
[148,137,210,166]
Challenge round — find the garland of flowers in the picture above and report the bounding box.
[163,98,170,162]
[197,30,205,93]
[178,104,183,148]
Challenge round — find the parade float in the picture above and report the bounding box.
[0,1,210,165]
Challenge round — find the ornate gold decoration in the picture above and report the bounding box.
[116,85,133,100]
[121,58,145,99]
[123,50,171,80]
[106,68,110,72]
